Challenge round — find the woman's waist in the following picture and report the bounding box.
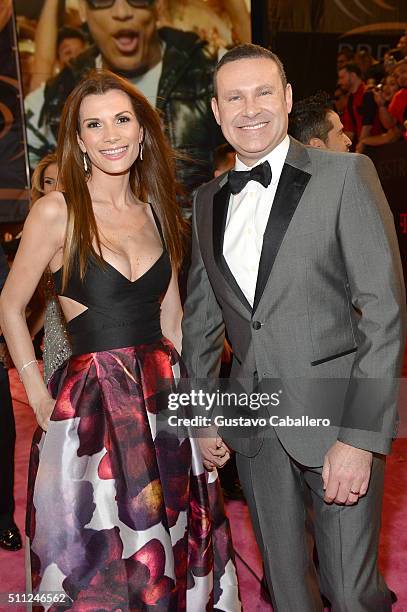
[67,319,163,356]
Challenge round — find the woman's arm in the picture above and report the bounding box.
[356,126,402,152]
[30,0,60,91]
[160,269,183,354]
[0,192,66,429]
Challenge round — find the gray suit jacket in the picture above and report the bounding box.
[181,137,406,466]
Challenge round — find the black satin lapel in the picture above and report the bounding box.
[253,163,312,313]
[213,183,252,313]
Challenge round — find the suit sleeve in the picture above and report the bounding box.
[337,154,406,454]
[181,189,225,380]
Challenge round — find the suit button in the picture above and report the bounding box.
[252,320,262,330]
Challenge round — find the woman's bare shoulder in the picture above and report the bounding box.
[30,191,67,225]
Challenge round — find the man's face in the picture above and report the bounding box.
[394,62,407,88]
[79,0,158,73]
[397,35,407,57]
[337,68,352,92]
[58,37,86,67]
[324,111,351,152]
[211,58,292,166]
[337,53,349,70]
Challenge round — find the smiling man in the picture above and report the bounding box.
[181,44,406,611]
[25,0,222,207]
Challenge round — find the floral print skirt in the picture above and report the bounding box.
[26,339,241,611]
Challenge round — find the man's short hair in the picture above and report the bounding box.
[288,91,334,145]
[213,43,287,97]
[57,26,87,48]
[213,143,235,171]
[341,62,362,78]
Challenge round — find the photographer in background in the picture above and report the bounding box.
[0,244,22,552]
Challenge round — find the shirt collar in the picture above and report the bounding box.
[234,134,290,186]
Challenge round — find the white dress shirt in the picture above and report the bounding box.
[223,135,290,306]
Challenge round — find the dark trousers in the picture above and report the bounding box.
[0,364,16,530]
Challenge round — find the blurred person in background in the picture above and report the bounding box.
[333,85,348,116]
[338,62,382,148]
[25,0,223,213]
[0,244,22,552]
[289,91,352,152]
[357,59,407,150]
[396,32,407,59]
[354,48,383,83]
[213,142,236,177]
[336,47,354,71]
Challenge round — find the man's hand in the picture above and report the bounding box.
[322,440,372,505]
[198,436,231,472]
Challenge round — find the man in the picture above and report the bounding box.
[357,61,407,150]
[288,91,352,152]
[0,244,22,551]
[396,32,407,59]
[25,0,222,207]
[56,26,87,70]
[181,44,406,611]
[213,142,236,177]
[338,62,382,146]
[388,59,407,140]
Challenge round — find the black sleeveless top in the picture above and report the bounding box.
[53,204,172,356]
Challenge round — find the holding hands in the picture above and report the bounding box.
[198,435,231,472]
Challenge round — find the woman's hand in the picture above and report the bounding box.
[33,396,56,431]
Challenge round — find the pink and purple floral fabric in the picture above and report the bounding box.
[26,339,241,611]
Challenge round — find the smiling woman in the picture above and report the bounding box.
[0,70,241,610]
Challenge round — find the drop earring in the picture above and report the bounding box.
[83,152,88,173]
[139,142,143,161]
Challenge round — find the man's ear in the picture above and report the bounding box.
[309,137,327,149]
[211,97,221,126]
[285,83,293,113]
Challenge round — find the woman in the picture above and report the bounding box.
[29,153,72,383]
[0,71,239,610]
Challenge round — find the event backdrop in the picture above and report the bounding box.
[1,0,251,222]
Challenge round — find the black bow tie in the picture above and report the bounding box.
[228,160,272,195]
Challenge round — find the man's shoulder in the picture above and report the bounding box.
[305,146,367,173]
[195,174,226,202]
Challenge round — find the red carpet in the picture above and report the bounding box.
[1,368,406,611]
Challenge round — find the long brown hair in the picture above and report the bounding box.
[31,152,58,204]
[57,69,185,291]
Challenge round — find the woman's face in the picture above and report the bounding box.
[77,89,143,176]
[382,75,399,102]
[43,163,59,194]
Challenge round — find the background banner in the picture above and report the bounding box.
[0,0,30,223]
[1,0,251,225]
